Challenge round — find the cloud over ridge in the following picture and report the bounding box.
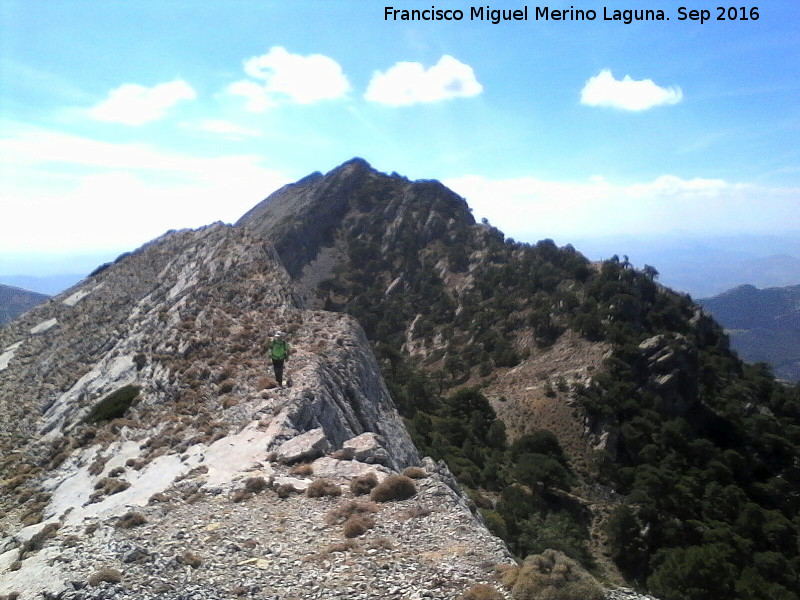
[580,69,683,111]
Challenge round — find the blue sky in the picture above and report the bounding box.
[1,0,799,282]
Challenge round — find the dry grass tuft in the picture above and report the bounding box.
[87,567,122,586]
[178,551,202,568]
[509,550,604,600]
[325,500,378,526]
[349,472,378,496]
[275,483,299,499]
[290,463,313,476]
[306,479,342,498]
[115,511,146,529]
[368,537,394,550]
[401,466,428,479]
[460,584,503,600]
[325,539,358,554]
[231,489,253,503]
[244,476,269,493]
[330,448,354,460]
[370,475,417,503]
[342,514,375,538]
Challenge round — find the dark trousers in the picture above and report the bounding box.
[272,359,284,385]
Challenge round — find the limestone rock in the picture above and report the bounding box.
[342,432,390,465]
[276,428,330,464]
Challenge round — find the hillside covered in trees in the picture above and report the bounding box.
[700,284,800,382]
[238,159,800,600]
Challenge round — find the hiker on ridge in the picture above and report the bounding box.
[267,331,291,387]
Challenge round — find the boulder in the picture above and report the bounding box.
[342,432,390,466]
[311,457,389,481]
[275,428,330,464]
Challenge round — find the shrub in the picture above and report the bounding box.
[276,483,299,498]
[325,540,358,554]
[350,472,378,496]
[510,549,604,600]
[178,551,202,568]
[115,511,146,529]
[370,475,417,503]
[88,567,122,586]
[331,448,354,460]
[306,479,342,498]
[291,463,313,476]
[343,514,376,538]
[244,476,269,493]
[85,385,140,423]
[461,584,503,600]
[231,490,253,503]
[402,466,427,479]
[326,500,378,525]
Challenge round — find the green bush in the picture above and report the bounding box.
[85,385,140,423]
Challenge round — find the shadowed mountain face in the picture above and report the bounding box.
[239,159,800,600]
[700,284,800,381]
[0,284,49,326]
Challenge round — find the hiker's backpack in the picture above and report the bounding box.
[271,339,287,360]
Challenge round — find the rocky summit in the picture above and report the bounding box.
[3,158,797,600]
[0,223,511,599]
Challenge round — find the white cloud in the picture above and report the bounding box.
[0,125,288,253]
[364,55,483,106]
[443,174,800,240]
[580,69,683,111]
[226,46,349,111]
[89,79,196,125]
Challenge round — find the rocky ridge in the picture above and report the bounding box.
[0,223,519,598]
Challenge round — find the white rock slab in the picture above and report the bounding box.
[0,545,66,599]
[62,288,90,306]
[311,457,389,481]
[30,318,57,335]
[0,341,23,371]
[276,428,330,464]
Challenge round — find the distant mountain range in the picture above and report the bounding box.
[700,284,800,382]
[0,273,85,296]
[0,283,49,325]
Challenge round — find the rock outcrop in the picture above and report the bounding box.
[0,222,514,599]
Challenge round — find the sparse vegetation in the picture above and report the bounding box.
[178,551,202,568]
[349,472,378,496]
[401,466,427,479]
[276,483,299,498]
[325,539,358,554]
[460,584,503,600]
[306,479,342,498]
[115,511,146,529]
[244,476,269,493]
[290,463,313,476]
[85,385,140,424]
[325,500,377,526]
[504,550,604,600]
[370,474,417,502]
[342,514,375,538]
[88,567,122,586]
